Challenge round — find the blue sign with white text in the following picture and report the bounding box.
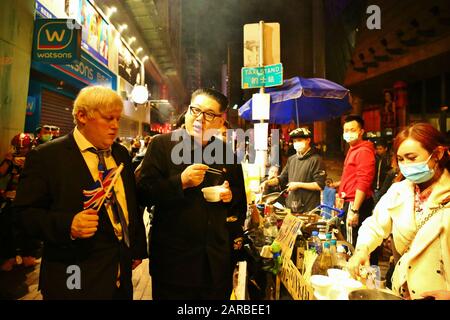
[54,51,115,88]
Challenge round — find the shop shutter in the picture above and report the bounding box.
[41,89,75,135]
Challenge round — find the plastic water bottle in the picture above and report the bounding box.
[308,230,322,254]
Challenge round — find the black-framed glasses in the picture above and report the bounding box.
[188,105,222,122]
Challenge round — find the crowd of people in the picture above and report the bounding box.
[0,84,448,300]
[0,128,61,272]
[259,115,449,300]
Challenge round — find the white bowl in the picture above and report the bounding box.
[201,186,227,202]
[310,275,333,297]
[342,278,364,292]
[327,268,350,281]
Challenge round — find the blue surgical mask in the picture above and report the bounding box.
[398,154,435,183]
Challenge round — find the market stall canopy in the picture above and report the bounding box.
[238,76,352,125]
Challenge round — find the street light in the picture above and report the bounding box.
[118,24,128,33]
[106,6,117,19]
[130,85,150,106]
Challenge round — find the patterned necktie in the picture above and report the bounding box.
[88,148,130,247]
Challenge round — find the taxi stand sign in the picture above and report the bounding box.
[241,63,283,89]
[32,19,81,64]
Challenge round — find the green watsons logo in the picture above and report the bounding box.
[37,21,73,50]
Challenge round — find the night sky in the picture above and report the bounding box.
[184,0,310,89]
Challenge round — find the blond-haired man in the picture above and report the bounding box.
[14,86,147,299]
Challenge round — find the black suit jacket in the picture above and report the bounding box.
[137,130,247,288]
[13,133,147,299]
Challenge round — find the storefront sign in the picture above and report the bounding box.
[119,40,142,86]
[26,96,36,116]
[32,18,81,64]
[35,1,55,19]
[36,0,109,66]
[52,50,115,88]
[79,0,109,66]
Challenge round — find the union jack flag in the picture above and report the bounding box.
[83,167,119,210]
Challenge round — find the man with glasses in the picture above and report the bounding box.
[137,88,247,299]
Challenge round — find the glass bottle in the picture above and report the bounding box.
[311,241,333,276]
[330,239,338,268]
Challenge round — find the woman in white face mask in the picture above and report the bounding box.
[347,123,450,300]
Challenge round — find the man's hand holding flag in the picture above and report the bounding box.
[70,163,124,240]
[83,163,124,211]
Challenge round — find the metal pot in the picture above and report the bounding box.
[348,289,402,300]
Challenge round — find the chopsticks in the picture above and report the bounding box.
[206,167,224,175]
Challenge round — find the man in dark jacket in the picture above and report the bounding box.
[137,88,247,300]
[261,127,326,213]
[372,139,391,204]
[13,86,147,299]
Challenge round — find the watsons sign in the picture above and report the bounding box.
[32,19,81,64]
[37,52,74,59]
[52,51,115,89]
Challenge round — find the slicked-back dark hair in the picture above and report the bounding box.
[375,139,388,148]
[191,88,229,112]
[344,114,365,129]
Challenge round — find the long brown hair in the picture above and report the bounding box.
[392,122,450,182]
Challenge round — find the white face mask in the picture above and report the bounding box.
[293,141,306,152]
[343,132,359,143]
